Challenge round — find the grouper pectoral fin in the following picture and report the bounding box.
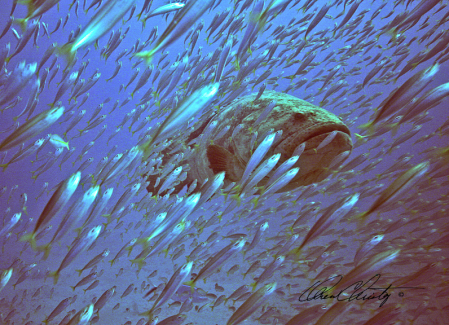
[207,144,245,182]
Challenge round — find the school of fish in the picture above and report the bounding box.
[0,0,448,324]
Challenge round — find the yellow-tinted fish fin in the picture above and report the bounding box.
[0,163,9,172]
[352,211,369,228]
[13,17,28,33]
[37,243,52,260]
[358,121,375,135]
[129,258,146,271]
[250,196,259,208]
[133,50,156,65]
[249,282,257,292]
[183,280,196,293]
[20,232,37,250]
[125,245,134,257]
[57,43,76,68]
[48,271,60,285]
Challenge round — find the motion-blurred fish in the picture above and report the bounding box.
[359,64,439,133]
[58,0,137,65]
[15,0,60,32]
[0,212,21,237]
[0,106,64,152]
[141,2,185,23]
[227,282,277,325]
[140,261,193,319]
[134,0,214,64]
[48,225,102,284]
[354,161,429,224]
[184,238,246,293]
[0,268,13,293]
[0,60,36,106]
[20,171,80,249]
[139,82,220,161]
[66,304,94,325]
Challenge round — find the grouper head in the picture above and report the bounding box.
[202,91,353,192]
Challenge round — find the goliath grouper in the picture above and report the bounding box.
[145,91,353,195]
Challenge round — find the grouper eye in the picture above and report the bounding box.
[294,112,306,120]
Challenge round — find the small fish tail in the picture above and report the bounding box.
[70,286,76,291]
[75,269,83,276]
[57,43,76,67]
[48,271,60,285]
[230,193,242,206]
[20,232,37,250]
[386,27,399,42]
[13,18,28,33]
[133,50,155,65]
[358,121,375,135]
[250,197,259,208]
[353,211,369,227]
[183,280,196,293]
[0,164,9,172]
[250,282,257,292]
[129,258,146,271]
[37,243,52,260]
[125,245,134,257]
[138,309,154,321]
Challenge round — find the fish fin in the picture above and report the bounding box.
[20,232,37,250]
[48,271,60,285]
[75,269,83,276]
[73,226,83,237]
[358,121,375,135]
[0,164,9,172]
[386,27,399,43]
[233,59,240,71]
[250,282,258,292]
[230,193,242,207]
[207,145,238,180]
[352,211,369,228]
[70,286,76,291]
[129,258,146,271]
[13,18,28,33]
[37,243,52,260]
[138,309,154,321]
[250,197,259,208]
[57,43,76,68]
[387,122,400,137]
[125,245,134,257]
[183,280,196,293]
[136,237,151,248]
[133,50,155,65]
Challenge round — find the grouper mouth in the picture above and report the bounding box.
[277,122,352,153]
[301,123,351,150]
[272,122,353,190]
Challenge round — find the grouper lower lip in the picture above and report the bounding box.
[273,122,353,190]
[301,123,351,144]
[277,122,351,153]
